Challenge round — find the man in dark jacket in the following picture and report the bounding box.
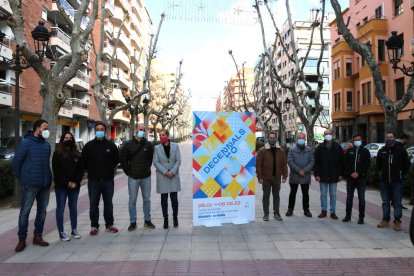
[13,119,52,252]
[81,122,119,235]
[376,131,410,231]
[286,132,314,218]
[342,134,370,224]
[314,129,344,220]
[120,124,154,231]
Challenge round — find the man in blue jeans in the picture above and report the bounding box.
[120,124,155,231]
[13,119,52,252]
[81,122,119,235]
[376,131,410,231]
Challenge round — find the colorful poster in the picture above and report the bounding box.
[192,111,256,226]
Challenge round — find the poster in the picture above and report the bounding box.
[192,111,256,226]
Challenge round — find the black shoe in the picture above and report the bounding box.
[285,209,293,217]
[163,218,169,229]
[304,210,312,218]
[342,216,351,222]
[330,213,338,220]
[128,223,137,232]
[144,221,155,229]
[173,217,178,228]
[358,218,364,224]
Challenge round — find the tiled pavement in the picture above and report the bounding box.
[0,140,413,275]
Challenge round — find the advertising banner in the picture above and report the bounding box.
[192,111,256,226]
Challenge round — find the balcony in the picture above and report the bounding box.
[50,27,71,54]
[119,0,131,12]
[51,0,89,31]
[112,48,130,71]
[0,40,13,60]
[357,16,387,39]
[112,27,131,50]
[105,0,115,17]
[69,98,89,117]
[0,82,12,107]
[58,99,73,118]
[108,86,126,105]
[113,109,130,124]
[104,20,114,38]
[66,70,89,91]
[110,6,124,26]
[103,41,114,59]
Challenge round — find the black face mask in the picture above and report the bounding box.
[385,138,395,147]
[63,140,75,147]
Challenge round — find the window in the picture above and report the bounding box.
[367,82,372,104]
[375,5,383,18]
[333,60,341,80]
[334,93,341,112]
[361,55,366,67]
[394,0,403,16]
[378,40,385,61]
[362,82,372,105]
[42,8,47,20]
[346,58,352,76]
[398,33,404,56]
[395,77,405,100]
[346,91,352,111]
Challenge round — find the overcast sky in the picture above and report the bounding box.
[144,0,348,112]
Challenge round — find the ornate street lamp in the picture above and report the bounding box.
[0,21,50,207]
[386,31,413,76]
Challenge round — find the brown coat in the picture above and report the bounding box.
[256,143,288,181]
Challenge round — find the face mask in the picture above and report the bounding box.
[96,131,105,139]
[64,140,74,147]
[354,141,362,147]
[160,136,169,144]
[268,139,277,146]
[297,139,305,146]
[137,130,145,138]
[324,134,333,141]
[385,138,395,147]
[41,130,50,139]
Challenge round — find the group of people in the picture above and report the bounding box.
[256,129,411,231]
[12,120,182,253]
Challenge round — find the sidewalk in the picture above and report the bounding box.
[0,140,413,275]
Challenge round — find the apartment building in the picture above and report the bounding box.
[330,0,414,142]
[220,67,255,112]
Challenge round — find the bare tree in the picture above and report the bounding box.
[330,0,414,133]
[8,0,98,147]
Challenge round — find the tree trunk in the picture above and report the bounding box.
[384,110,398,133]
[305,126,316,148]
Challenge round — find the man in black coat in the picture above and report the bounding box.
[81,122,119,235]
[342,134,371,224]
[376,131,410,231]
[314,129,345,220]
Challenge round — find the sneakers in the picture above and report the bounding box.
[330,213,338,220]
[59,232,70,242]
[304,210,312,218]
[318,210,327,218]
[393,221,401,231]
[90,227,99,235]
[71,229,81,239]
[263,214,269,221]
[15,240,26,253]
[105,225,119,233]
[144,221,155,229]
[128,223,137,232]
[285,209,293,217]
[274,213,283,221]
[342,216,351,222]
[377,220,390,228]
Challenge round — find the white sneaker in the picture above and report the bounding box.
[71,229,81,239]
[60,232,70,242]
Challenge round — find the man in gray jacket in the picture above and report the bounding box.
[286,132,314,217]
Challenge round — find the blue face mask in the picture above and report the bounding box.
[137,130,145,138]
[96,131,105,139]
[354,141,362,147]
[297,139,305,146]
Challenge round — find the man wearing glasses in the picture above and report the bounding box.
[120,125,155,231]
[81,122,119,235]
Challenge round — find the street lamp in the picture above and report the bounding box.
[386,31,414,76]
[0,21,51,207]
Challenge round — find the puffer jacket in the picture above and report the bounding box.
[287,144,314,184]
[12,132,52,187]
[256,143,288,181]
[120,137,154,179]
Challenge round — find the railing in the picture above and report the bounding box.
[357,15,387,29]
[0,82,11,95]
[69,98,89,109]
[75,70,89,82]
[50,27,71,45]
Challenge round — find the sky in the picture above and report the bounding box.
[144,0,348,112]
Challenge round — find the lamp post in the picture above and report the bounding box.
[386,31,414,76]
[0,21,50,207]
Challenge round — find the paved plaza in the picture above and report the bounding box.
[0,140,413,275]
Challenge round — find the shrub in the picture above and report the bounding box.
[0,160,14,197]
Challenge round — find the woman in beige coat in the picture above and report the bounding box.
[153,129,182,229]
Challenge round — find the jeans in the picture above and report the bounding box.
[161,192,178,218]
[320,182,337,213]
[128,176,151,223]
[288,183,310,211]
[345,178,366,218]
[379,181,403,222]
[88,179,114,228]
[18,185,50,240]
[55,188,80,233]
[262,177,281,215]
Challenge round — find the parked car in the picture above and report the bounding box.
[0,137,20,160]
[407,146,414,164]
[364,143,385,158]
[340,142,353,153]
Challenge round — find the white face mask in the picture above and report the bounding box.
[41,129,50,139]
[324,134,333,141]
